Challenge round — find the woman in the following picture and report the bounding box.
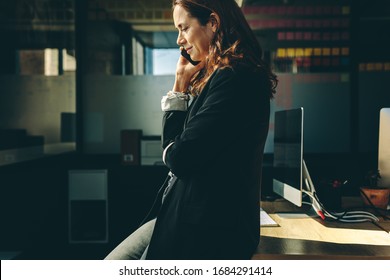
[105,0,277,260]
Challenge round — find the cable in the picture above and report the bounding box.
[303,184,379,223]
[300,160,381,223]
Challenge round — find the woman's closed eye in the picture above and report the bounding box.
[180,26,189,32]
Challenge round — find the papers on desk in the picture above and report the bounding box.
[260,208,279,227]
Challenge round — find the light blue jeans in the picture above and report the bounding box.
[104,218,156,260]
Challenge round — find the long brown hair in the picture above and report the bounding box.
[172,0,277,98]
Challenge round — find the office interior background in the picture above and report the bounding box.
[0,0,389,259]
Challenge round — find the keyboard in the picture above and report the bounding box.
[260,208,278,227]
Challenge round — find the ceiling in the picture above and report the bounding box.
[93,0,245,49]
[108,0,332,48]
[1,0,364,49]
[0,0,250,49]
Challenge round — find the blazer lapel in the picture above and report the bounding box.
[184,70,218,127]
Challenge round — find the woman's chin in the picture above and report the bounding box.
[191,55,203,63]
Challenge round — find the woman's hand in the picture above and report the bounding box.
[172,48,204,93]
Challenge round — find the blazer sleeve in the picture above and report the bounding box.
[161,111,187,149]
[163,67,259,178]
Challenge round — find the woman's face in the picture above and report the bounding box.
[173,5,215,62]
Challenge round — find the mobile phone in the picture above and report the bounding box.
[181,48,200,65]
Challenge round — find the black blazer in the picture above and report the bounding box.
[145,65,270,259]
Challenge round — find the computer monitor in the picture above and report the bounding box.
[272,108,304,207]
[378,108,390,188]
[271,108,380,222]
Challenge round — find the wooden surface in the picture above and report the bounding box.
[253,197,390,259]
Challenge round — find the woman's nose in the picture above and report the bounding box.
[176,33,185,46]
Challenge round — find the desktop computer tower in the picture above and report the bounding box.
[121,129,142,165]
[68,170,108,243]
[60,112,76,142]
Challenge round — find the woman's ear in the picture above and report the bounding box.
[209,13,220,33]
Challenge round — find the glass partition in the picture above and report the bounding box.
[0,0,76,165]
